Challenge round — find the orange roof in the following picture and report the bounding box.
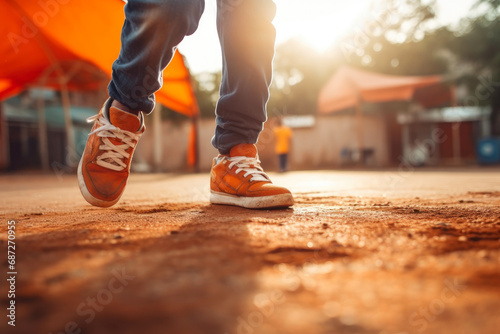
[318,66,450,114]
[0,0,197,116]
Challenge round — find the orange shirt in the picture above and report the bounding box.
[273,126,292,154]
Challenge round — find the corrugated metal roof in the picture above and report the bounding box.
[3,103,95,128]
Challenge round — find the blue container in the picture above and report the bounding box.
[477,138,500,164]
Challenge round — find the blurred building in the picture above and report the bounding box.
[0,90,97,171]
[254,105,492,170]
[398,106,491,166]
[308,66,498,169]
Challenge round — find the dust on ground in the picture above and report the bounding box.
[0,169,499,334]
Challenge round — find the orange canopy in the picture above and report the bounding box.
[318,66,451,114]
[0,0,197,117]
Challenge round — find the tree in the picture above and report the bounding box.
[337,0,449,76]
[193,71,221,119]
[268,38,336,117]
[446,0,500,134]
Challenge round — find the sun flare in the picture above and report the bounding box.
[273,0,372,53]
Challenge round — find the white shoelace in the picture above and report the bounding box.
[224,156,270,182]
[87,114,141,172]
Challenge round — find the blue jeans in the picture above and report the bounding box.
[108,0,277,154]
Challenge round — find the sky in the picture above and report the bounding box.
[178,0,479,74]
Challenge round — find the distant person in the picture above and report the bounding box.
[273,118,293,173]
[77,0,294,209]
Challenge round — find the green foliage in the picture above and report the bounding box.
[339,0,449,75]
[451,0,500,133]
[268,38,336,117]
[193,72,221,119]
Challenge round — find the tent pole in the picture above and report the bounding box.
[355,99,364,166]
[187,69,200,173]
[452,122,461,165]
[36,93,50,171]
[450,85,461,165]
[402,123,410,160]
[153,103,163,172]
[191,114,200,173]
[60,80,77,169]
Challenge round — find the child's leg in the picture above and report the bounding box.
[212,0,277,153]
[108,0,205,114]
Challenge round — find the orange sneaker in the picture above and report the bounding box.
[210,144,294,209]
[78,99,145,207]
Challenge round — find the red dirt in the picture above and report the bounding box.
[0,170,499,334]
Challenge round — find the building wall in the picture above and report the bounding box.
[257,114,390,170]
[0,105,8,169]
[135,115,391,172]
[437,121,478,164]
[135,119,193,172]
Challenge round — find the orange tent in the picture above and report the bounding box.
[318,66,454,155]
[318,66,452,114]
[0,0,199,168]
[0,0,198,116]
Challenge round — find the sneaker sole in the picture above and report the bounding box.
[77,157,122,208]
[210,190,294,209]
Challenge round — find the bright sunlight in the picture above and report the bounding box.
[273,0,372,53]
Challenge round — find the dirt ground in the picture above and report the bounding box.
[1,169,499,334]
